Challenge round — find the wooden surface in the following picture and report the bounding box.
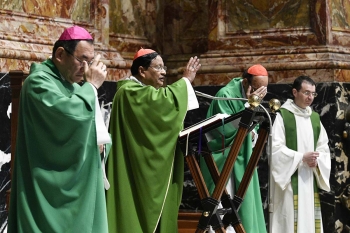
[8,70,28,211]
[178,211,202,233]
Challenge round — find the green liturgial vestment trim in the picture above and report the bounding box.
[279,108,321,233]
[8,59,108,233]
[106,79,188,233]
[200,78,267,233]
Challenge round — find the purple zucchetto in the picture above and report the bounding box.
[58,25,93,41]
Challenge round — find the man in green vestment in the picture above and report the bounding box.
[106,48,201,233]
[200,64,268,232]
[8,26,111,233]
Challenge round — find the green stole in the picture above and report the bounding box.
[279,108,321,233]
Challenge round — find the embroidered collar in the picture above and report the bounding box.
[125,76,145,86]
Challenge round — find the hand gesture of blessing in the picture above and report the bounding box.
[183,56,201,83]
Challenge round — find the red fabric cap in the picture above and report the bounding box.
[133,48,156,60]
[247,64,268,76]
[58,26,93,41]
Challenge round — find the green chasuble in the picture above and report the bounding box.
[106,78,188,233]
[200,78,267,233]
[8,59,108,233]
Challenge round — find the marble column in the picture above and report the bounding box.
[0,73,13,231]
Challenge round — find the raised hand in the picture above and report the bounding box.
[247,85,267,100]
[183,56,201,83]
[84,54,107,89]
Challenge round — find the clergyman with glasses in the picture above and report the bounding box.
[8,25,111,233]
[106,48,201,233]
[270,75,331,233]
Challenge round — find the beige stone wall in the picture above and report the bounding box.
[1,0,350,84]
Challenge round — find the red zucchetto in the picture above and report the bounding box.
[133,48,156,60]
[58,25,93,41]
[247,64,268,76]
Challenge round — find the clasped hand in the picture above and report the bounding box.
[303,151,319,167]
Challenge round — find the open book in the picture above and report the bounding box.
[179,113,231,137]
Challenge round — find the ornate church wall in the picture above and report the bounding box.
[0,0,350,232]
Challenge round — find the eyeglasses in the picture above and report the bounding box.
[300,91,318,97]
[64,48,94,67]
[149,65,167,72]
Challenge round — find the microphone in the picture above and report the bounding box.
[194,91,215,99]
[195,90,247,102]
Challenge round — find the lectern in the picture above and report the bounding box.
[178,95,279,232]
